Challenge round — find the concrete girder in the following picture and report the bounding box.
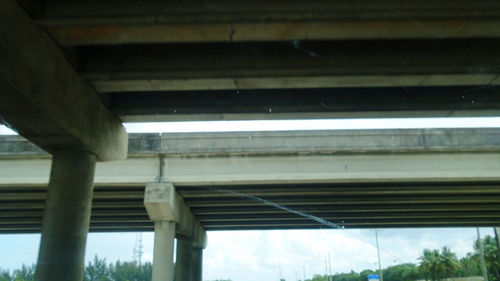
[81,41,500,94]
[3,153,500,187]
[28,0,500,45]
[0,0,127,161]
[3,128,500,158]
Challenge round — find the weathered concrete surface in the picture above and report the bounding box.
[31,0,500,45]
[0,0,127,161]
[144,183,206,246]
[82,42,500,94]
[191,247,203,281]
[3,128,500,158]
[151,221,175,281]
[3,153,500,185]
[175,238,194,281]
[145,183,206,281]
[35,150,96,281]
[2,130,500,232]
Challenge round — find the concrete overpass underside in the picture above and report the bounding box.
[2,1,500,280]
[2,129,500,232]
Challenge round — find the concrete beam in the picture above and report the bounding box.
[5,128,500,158]
[33,0,500,45]
[81,41,500,93]
[2,152,500,186]
[2,128,500,186]
[144,183,206,246]
[0,0,127,161]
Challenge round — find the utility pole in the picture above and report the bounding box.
[477,228,489,281]
[328,253,333,281]
[375,229,384,281]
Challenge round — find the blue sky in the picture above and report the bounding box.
[1,118,500,280]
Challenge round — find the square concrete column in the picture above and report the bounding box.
[175,237,194,281]
[152,221,176,281]
[35,150,96,281]
[191,247,204,281]
[145,183,206,281]
[145,183,178,281]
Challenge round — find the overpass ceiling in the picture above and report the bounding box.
[13,0,500,122]
[2,182,500,233]
[3,1,500,232]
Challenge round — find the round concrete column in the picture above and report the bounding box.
[152,221,176,281]
[35,150,96,281]
[175,237,194,281]
[191,247,203,281]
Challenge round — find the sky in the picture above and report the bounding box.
[0,228,496,281]
[1,118,500,280]
[1,117,500,135]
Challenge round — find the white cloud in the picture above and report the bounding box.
[0,224,495,281]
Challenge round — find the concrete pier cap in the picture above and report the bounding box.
[144,182,207,248]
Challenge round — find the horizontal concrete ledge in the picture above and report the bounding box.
[2,153,500,186]
[119,111,500,122]
[29,0,500,45]
[3,128,500,158]
[92,75,500,93]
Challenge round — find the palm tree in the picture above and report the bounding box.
[440,247,462,277]
[419,247,461,281]
[474,235,500,281]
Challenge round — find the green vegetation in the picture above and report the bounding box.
[302,235,499,281]
[0,256,152,281]
[1,235,498,281]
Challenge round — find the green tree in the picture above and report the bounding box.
[84,255,111,281]
[109,260,152,281]
[359,269,376,281]
[383,263,420,281]
[333,270,361,281]
[419,247,461,281]
[0,269,11,281]
[474,235,500,281]
[12,264,34,281]
[309,274,327,281]
[457,252,481,277]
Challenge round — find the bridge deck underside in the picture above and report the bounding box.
[2,182,500,233]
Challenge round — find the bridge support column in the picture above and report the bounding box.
[145,182,206,281]
[35,150,96,281]
[191,246,204,281]
[152,221,176,281]
[175,237,194,281]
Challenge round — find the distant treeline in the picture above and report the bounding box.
[1,235,499,281]
[0,257,152,281]
[304,235,500,281]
